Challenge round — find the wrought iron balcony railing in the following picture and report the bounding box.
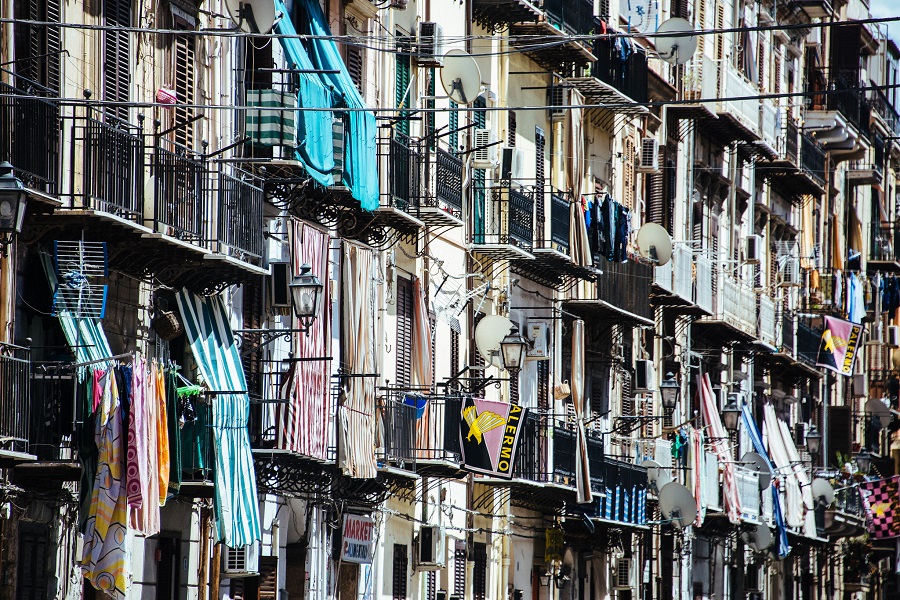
[375,395,464,467]
[870,223,900,264]
[0,81,60,194]
[384,132,422,213]
[473,186,535,252]
[543,0,596,36]
[217,172,266,265]
[153,140,208,243]
[0,342,32,459]
[800,134,827,189]
[591,36,649,104]
[595,259,654,322]
[430,148,464,217]
[28,363,77,464]
[80,111,145,221]
[797,320,824,365]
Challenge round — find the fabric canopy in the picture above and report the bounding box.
[741,404,790,557]
[177,290,261,548]
[296,0,380,210]
[572,319,593,504]
[763,402,814,534]
[699,374,742,523]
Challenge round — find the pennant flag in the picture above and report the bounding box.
[816,316,862,376]
[459,398,528,478]
[860,476,900,539]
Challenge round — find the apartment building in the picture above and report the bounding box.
[0,0,899,598]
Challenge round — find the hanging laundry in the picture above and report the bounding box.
[847,274,865,324]
[135,362,161,537]
[126,360,147,511]
[166,369,182,494]
[156,364,170,505]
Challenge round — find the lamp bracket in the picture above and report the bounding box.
[234,328,309,357]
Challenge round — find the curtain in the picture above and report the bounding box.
[176,290,261,548]
[763,402,805,530]
[567,89,592,268]
[690,427,706,526]
[412,277,434,454]
[800,197,816,269]
[339,243,377,478]
[572,319,593,504]
[777,413,817,537]
[699,374,742,523]
[278,222,332,459]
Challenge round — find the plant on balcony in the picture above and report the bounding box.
[843,536,876,586]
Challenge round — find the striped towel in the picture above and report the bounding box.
[246,89,297,147]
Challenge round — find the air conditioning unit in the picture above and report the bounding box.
[777,258,800,287]
[548,85,566,121]
[637,137,660,173]
[417,22,445,67]
[500,147,528,187]
[867,321,884,344]
[613,557,634,590]
[417,525,446,569]
[222,542,260,577]
[851,374,868,398]
[472,129,499,169]
[743,235,762,264]
[889,325,900,348]
[633,359,654,392]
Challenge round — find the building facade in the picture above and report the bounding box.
[1,0,899,598]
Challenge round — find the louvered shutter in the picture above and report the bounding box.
[473,98,487,243]
[621,368,634,418]
[537,360,549,411]
[671,0,688,19]
[646,166,664,226]
[449,101,459,153]
[104,0,131,122]
[623,137,635,210]
[173,28,196,148]
[15,0,62,92]
[510,372,520,404]
[508,111,517,147]
[473,543,488,600]
[259,557,278,600]
[427,69,436,148]
[453,542,466,594]
[396,38,411,136]
[535,128,546,189]
[347,45,364,93]
[392,544,408,600]
[664,155,676,236]
[774,48,782,95]
[396,277,413,388]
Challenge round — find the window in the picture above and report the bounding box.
[473,97,487,243]
[473,543,487,600]
[396,277,414,387]
[173,26,197,149]
[104,0,131,122]
[449,101,459,153]
[16,522,51,600]
[392,544,408,600]
[347,45,364,94]
[453,541,466,594]
[396,34,412,136]
[14,0,61,92]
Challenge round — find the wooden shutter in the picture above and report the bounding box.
[347,45,364,94]
[450,328,460,377]
[671,0,688,19]
[392,544,408,600]
[508,111,517,147]
[773,48,782,96]
[537,360,549,411]
[510,372,520,404]
[104,0,131,122]
[174,26,196,149]
[535,128,546,190]
[623,137,635,210]
[646,159,664,226]
[453,542,466,594]
[427,69,436,149]
[426,570,436,600]
[16,522,51,600]
[757,37,766,91]
[620,368,634,418]
[449,101,459,153]
[15,0,62,92]
[473,543,488,600]
[396,36,412,136]
[259,556,278,600]
[396,277,413,388]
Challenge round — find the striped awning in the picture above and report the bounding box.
[177,290,261,548]
[246,89,297,148]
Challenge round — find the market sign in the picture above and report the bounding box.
[341,514,375,564]
[459,397,528,478]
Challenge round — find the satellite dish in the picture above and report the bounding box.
[224,0,278,34]
[641,459,673,494]
[440,50,483,105]
[474,315,514,367]
[865,398,892,426]
[655,18,698,66]
[636,223,674,266]
[811,478,835,507]
[741,524,772,552]
[741,452,773,490]
[658,482,697,529]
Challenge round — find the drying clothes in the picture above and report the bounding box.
[155,365,170,505]
[833,270,843,310]
[587,194,631,264]
[125,360,147,510]
[847,273,865,324]
[134,362,161,537]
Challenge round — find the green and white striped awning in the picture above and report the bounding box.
[246,89,296,147]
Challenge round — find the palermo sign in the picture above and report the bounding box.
[341,514,375,564]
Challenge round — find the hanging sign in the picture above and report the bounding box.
[459,397,528,478]
[815,316,862,376]
[341,514,375,564]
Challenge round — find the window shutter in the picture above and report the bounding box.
[174,27,196,148]
[427,69,436,149]
[347,45,364,94]
[15,0,62,92]
[259,556,278,600]
[449,101,459,153]
[664,154,676,236]
[671,0,688,19]
[510,372,520,404]
[473,543,488,600]
[392,544,408,600]
[508,111,517,147]
[396,37,412,136]
[758,38,766,91]
[396,277,414,388]
[646,165,664,226]
[453,542,466,594]
[537,360,549,411]
[623,137,635,210]
[104,0,131,122]
[621,369,634,418]
[535,128,546,190]
[450,328,460,377]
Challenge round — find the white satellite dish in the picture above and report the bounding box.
[741,451,773,490]
[865,398,892,426]
[655,18,698,66]
[741,524,772,552]
[641,459,673,494]
[658,482,697,529]
[474,315,514,367]
[636,223,674,266]
[440,50,483,105]
[811,478,835,507]
[224,0,278,34]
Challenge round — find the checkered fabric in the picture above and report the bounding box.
[860,476,900,539]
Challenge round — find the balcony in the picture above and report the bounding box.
[805,70,868,153]
[0,342,34,465]
[514,187,599,287]
[152,140,207,243]
[471,186,535,260]
[471,0,542,33]
[669,55,719,122]
[797,319,824,366]
[0,81,61,201]
[566,36,650,129]
[419,148,464,228]
[377,132,426,233]
[508,0,596,71]
[564,258,654,325]
[179,393,216,497]
[694,255,714,314]
[824,487,867,538]
[79,112,145,221]
[735,465,761,523]
[870,88,900,141]
[215,172,266,266]
[652,244,701,312]
[757,295,778,349]
[869,224,900,271]
[717,67,762,143]
[696,276,757,341]
[846,161,883,187]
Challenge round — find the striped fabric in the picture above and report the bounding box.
[278,222,331,459]
[246,89,297,147]
[571,319,593,504]
[690,427,707,526]
[741,404,790,556]
[699,373,743,524]
[176,290,261,548]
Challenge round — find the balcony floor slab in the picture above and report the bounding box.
[470,243,535,261]
[416,206,464,229]
[562,299,654,327]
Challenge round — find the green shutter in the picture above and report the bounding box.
[449,101,459,154]
[427,68,436,149]
[396,44,411,136]
[473,97,486,243]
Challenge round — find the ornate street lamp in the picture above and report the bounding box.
[289,263,324,332]
[855,450,872,474]
[0,162,27,256]
[659,371,680,411]
[722,394,742,432]
[499,327,528,377]
[804,425,822,456]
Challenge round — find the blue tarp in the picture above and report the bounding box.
[273,0,380,211]
[741,404,791,558]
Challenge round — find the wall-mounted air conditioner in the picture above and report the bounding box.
[500,147,528,187]
[613,557,634,590]
[777,258,800,287]
[851,374,868,398]
[743,235,761,264]
[417,525,446,570]
[472,129,500,169]
[417,22,445,67]
[889,325,900,348]
[222,542,260,577]
[634,359,654,392]
[637,137,660,173]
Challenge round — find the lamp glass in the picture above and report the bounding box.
[500,331,527,373]
[805,425,822,455]
[289,264,324,321]
[659,372,680,410]
[0,163,27,235]
[856,451,872,473]
[722,399,741,432]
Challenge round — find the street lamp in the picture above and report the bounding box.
[289,263,324,332]
[0,162,28,256]
[855,450,872,474]
[499,326,528,377]
[722,393,742,432]
[659,371,680,411]
[804,425,822,456]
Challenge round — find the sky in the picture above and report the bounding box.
[868,0,898,40]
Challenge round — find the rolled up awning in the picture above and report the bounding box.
[742,404,790,557]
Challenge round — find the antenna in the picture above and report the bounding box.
[224,0,278,34]
[439,50,484,105]
[635,223,674,266]
[641,459,673,494]
[741,524,772,552]
[811,478,835,507]
[657,482,697,529]
[474,315,514,368]
[740,451,774,490]
[655,18,698,66]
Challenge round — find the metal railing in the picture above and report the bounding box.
[735,465,760,522]
[870,88,900,137]
[833,487,865,518]
[431,148,464,216]
[153,141,208,242]
[378,399,417,465]
[781,313,795,355]
[801,135,827,189]
[543,0,596,36]
[591,36,649,103]
[596,259,654,322]
[385,132,422,212]
[695,256,714,314]
[550,421,605,492]
[81,113,145,221]
[721,66,761,137]
[797,320,824,365]
[718,277,757,336]
[758,295,777,347]
[760,99,779,151]
[0,343,31,456]
[871,224,900,263]
[0,81,60,194]
[180,393,215,483]
[476,186,535,250]
[29,364,77,462]
[513,411,548,481]
[533,187,571,254]
[218,172,265,265]
[673,244,693,301]
[784,118,799,163]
